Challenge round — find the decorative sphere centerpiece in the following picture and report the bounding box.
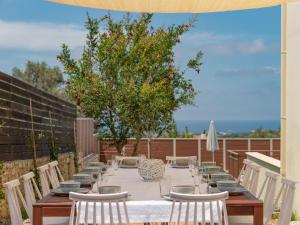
[138,159,165,181]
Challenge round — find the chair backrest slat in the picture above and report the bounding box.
[4,179,30,225]
[101,202,104,225]
[92,202,96,225]
[21,171,42,220]
[185,201,190,225]
[210,201,214,225]
[240,162,260,196]
[75,201,81,225]
[169,191,229,225]
[69,201,76,225]
[248,164,260,196]
[202,201,205,225]
[116,201,122,225]
[193,201,197,225]
[48,161,64,189]
[169,201,175,225]
[177,202,182,225]
[69,192,129,225]
[255,171,278,225]
[84,201,89,225]
[37,164,52,196]
[240,159,252,186]
[274,178,297,225]
[217,200,222,225]
[109,201,113,225]
[223,199,229,225]
[123,200,130,225]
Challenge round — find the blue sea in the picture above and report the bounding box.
[176,120,280,134]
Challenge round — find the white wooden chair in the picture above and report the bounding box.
[166,156,197,165]
[200,161,216,167]
[230,171,278,225]
[20,172,42,220]
[270,178,297,225]
[240,162,260,196]
[256,171,278,225]
[238,159,252,185]
[247,164,260,196]
[4,179,31,225]
[68,192,130,225]
[169,191,229,225]
[37,164,52,196]
[48,161,64,188]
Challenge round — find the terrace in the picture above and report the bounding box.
[1,0,300,225]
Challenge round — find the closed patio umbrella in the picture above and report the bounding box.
[49,0,294,13]
[206,120,219,163]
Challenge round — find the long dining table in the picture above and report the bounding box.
[33,167,263,225]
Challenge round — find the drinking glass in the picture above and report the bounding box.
[138,154,146,168]
[159,176,171,197]
[199,180,209,194]
[91,172,101,193]
[193,173,201,193]
[101,173,109,185]
[112,160,119,171]
[188,158,194,172]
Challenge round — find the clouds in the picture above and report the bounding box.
[214,66,280,77]
[182,31,277,55]
[0,20,86,51]
[237,39,267,54]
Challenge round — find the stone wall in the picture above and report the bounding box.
[0,152,76,219]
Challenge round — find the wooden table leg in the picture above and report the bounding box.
[33,206,43,225]
[253,205,263,225]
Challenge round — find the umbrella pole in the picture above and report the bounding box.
[212,151,215,162]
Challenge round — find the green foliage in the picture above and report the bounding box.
[49,146,59,161]
[58,14,202,155]
[21,210,28,220]
[272,212,279,220]
[48,112,59,161]
[69,142,79,173]
[12,61,68,100]
[291,211,298,221]
[162,122,193,138]
[248,128,280,138]
[181,126,193,138]
[162,121,179,138]
[222,128,280,138]
[272,211,298,222]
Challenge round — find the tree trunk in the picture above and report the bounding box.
[73,120,79,173]
[116,142,125,156]
[149,138,153,158]
[132,137,141,156]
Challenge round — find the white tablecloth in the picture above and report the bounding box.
[92,167,197,200]
[77,201,222,223]
[76,168,222,223]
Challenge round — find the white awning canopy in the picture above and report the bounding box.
[49,0,293,13]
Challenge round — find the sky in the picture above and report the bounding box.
[0,0,281,122]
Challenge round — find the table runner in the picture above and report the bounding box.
[92,167,202,200]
